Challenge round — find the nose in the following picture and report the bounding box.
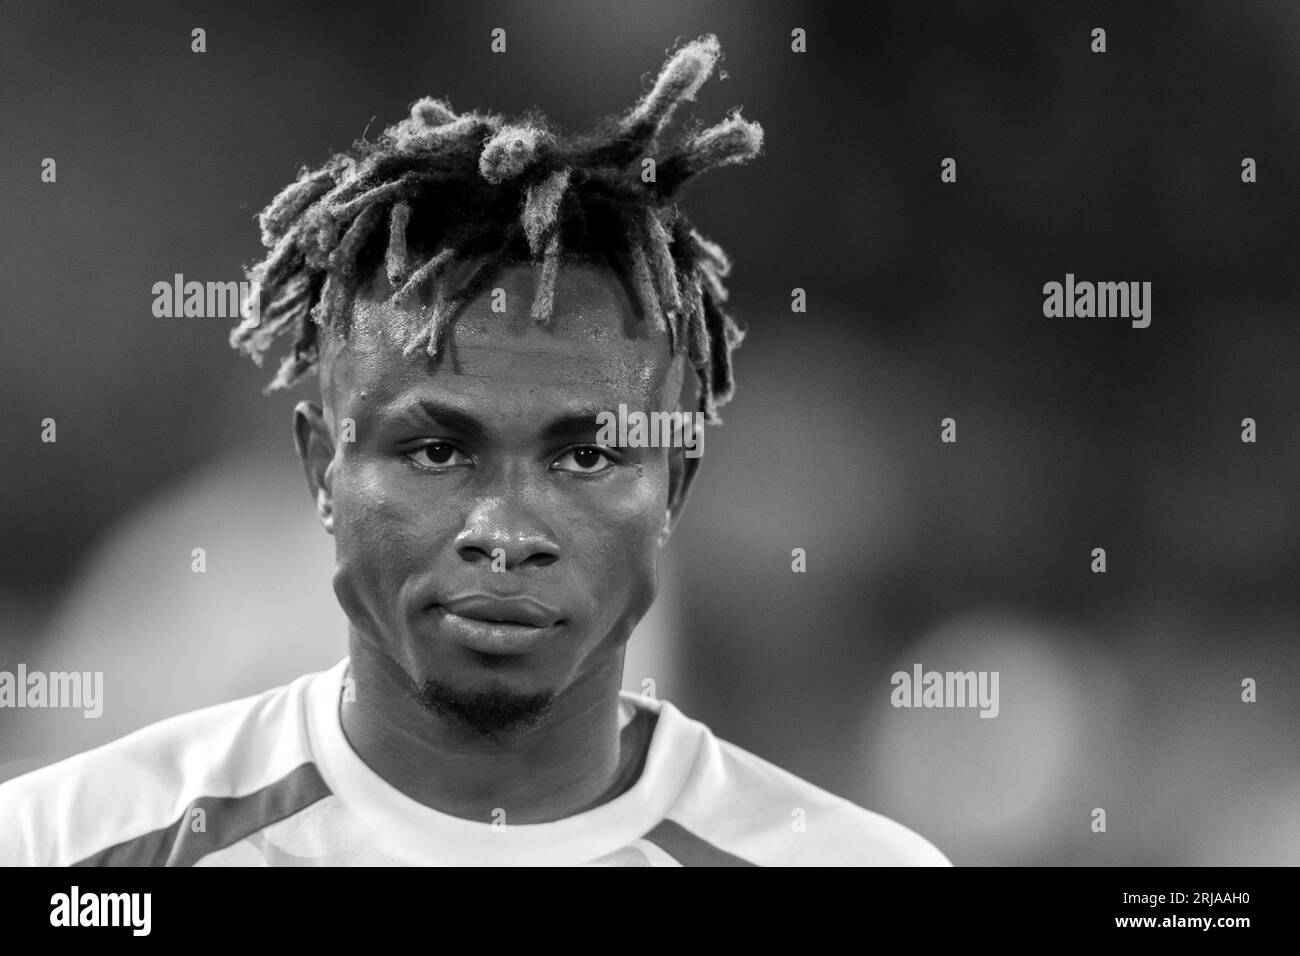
[454,492,561,571]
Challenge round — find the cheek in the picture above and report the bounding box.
[335,459,455,538]
[328,463,453,612]
[571,470,668,602]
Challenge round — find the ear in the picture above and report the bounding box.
[659,418,703,547]
[293,401,337,534]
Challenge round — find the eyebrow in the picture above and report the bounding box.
[399,400,610,442]
[404,401,488,442]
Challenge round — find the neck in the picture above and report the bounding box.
[339,631,631,824]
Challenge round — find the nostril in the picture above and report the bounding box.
[455,548,558,569]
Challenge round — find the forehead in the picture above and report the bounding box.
[323,260,684,423]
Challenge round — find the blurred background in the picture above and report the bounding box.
[1,0,1298,865]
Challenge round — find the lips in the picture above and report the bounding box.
[432,594,564,656]
[438,594,560,628]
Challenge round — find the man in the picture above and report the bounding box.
[0,35,949,866]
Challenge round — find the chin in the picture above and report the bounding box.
[412,671,556,735]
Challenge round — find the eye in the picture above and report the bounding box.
[407,441,472,470]
[552,446,616,474]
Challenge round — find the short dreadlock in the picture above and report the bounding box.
[230,34,763,423]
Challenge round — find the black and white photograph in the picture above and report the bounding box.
[0,0,1294,929]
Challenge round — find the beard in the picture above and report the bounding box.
[412,675,555,736]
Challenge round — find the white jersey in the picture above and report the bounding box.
[0,659,950,866]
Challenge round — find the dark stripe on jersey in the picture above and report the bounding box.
[73,762,331,867]
[642,819,757,866]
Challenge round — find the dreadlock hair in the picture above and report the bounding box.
[230,34,763,423]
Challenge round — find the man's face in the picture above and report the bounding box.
[295,260,696,725]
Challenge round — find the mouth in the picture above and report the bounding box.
[438,594,561,628]
[431,594,564,654]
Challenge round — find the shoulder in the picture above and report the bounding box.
[0,666,331,866]
[635,695,951,867]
